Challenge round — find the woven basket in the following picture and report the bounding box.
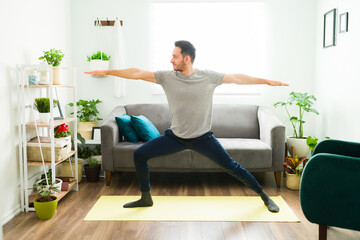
[27,137,71,162]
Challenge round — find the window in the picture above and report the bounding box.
[150,1,267,95]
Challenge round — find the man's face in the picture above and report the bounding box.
[171,47,186,71]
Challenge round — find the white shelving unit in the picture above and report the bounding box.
[17,64,78,212]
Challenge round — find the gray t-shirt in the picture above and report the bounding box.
[155,69,224,138]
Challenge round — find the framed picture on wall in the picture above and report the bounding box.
[339,12,349,33]
[92,127,101,141]
[323,8,337,48]
[54,100,64,120]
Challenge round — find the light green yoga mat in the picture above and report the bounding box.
[84,195,300,222]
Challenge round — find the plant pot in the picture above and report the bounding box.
[34,196,58,220]
[60,158,83,182]
[78,121,98,140]
[90,60,109,71]
[285,172,301,190]
[36,178,63,193]
[84,164,101,182]
[38,112,50,122]
[52,67,62,85]
[287,136,310,158]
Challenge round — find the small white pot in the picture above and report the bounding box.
[90,60,109,71]
[36,178,63,194]
[52,67,62,85]
[38,112,50,122]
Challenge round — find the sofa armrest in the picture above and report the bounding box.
[257,106,285,171]
[300,153,360,231]
[101,106,126,172]
[313,139,360,158]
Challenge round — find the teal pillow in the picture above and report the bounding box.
[115,114,140,143]
[130,115,161,142]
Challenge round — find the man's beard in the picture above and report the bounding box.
[173,61,186,72]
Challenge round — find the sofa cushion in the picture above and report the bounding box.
[115,114,140,143]
[131,115,161,142]
[191,138,272,169]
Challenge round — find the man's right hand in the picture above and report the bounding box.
[84,70,109,77]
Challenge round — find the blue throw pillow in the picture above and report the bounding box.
[130,115,160,142]
[115,114,140,143]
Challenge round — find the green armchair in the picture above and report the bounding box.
[300,139,360,240]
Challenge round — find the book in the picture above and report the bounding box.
[58,176,76,182]
[62,181,77,191]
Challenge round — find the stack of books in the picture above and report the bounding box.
[58,177,77,191]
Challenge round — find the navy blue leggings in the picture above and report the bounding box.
[133,129,263,194]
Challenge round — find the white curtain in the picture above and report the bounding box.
[113,19,126,97]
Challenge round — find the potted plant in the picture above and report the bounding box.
[54,123,71,141]
[84,157,101,182]
[68,99,103,140]
[283,155,307,190]
[39,48,64,85]
[34,98,57,122]
[33,181,61,220]
[36,169,63,192]
[87,51,111,71]
[274,92,319,158]
[306,136,330,156]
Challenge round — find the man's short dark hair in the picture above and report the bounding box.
[174,40,196,64]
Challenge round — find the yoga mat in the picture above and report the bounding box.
[84,196,300,222]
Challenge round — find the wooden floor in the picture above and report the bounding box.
[4,172,360,240]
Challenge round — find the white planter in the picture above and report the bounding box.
[38,112,50,122]
[52,67,62,85]
[90,60,109,71]
[36,178,63,194]
[286,136,310,158]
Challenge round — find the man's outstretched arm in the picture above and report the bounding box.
[84,68,157,83]
[222,74,289,86]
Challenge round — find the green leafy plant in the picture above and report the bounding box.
[34,181,61,202]
[307,136,330,152]
[68,99,103,122]
[87,51,111,62]
[284,156,307,177]
[274,92,319,138]
[86,157,100,168]
[75,133,102,159]
[39,48,64,67]
[54,124,71,138]
[34,98,57,113]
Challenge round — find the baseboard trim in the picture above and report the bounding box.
[2,204,21,226]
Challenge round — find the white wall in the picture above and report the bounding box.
[0,0,71,226]
[314,0,360,141]
[70,0,317,138]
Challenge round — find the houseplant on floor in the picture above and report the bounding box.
[68,99,103,140]
[84,157,101,182]
[38,48,64,85]
[33,181,61,220]
[274,92,319,158]
[34,98,57,122]
[87,51,111,71]
[283,155,307,190]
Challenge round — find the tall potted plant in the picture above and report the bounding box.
[274,92,319,158]
[68,99,103,140]
[87,51,111,71]
[33,181,61,220]
[34,98,57,122]
[283,155,307,190]
[39,48,64,85]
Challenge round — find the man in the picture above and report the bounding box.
[85,40,288,213]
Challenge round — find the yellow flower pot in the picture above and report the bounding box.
[34,196,58,220]
[285,172,301,190]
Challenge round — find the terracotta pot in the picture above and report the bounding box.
[285,172,301,190]
[287,136,310,158]
[78,121,98,140]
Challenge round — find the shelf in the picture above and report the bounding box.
[27,150,76,166]
[25,117,76,127]
[29,181,78,204]
[27,84,76,88]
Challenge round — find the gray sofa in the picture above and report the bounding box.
[101,104,285,188]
